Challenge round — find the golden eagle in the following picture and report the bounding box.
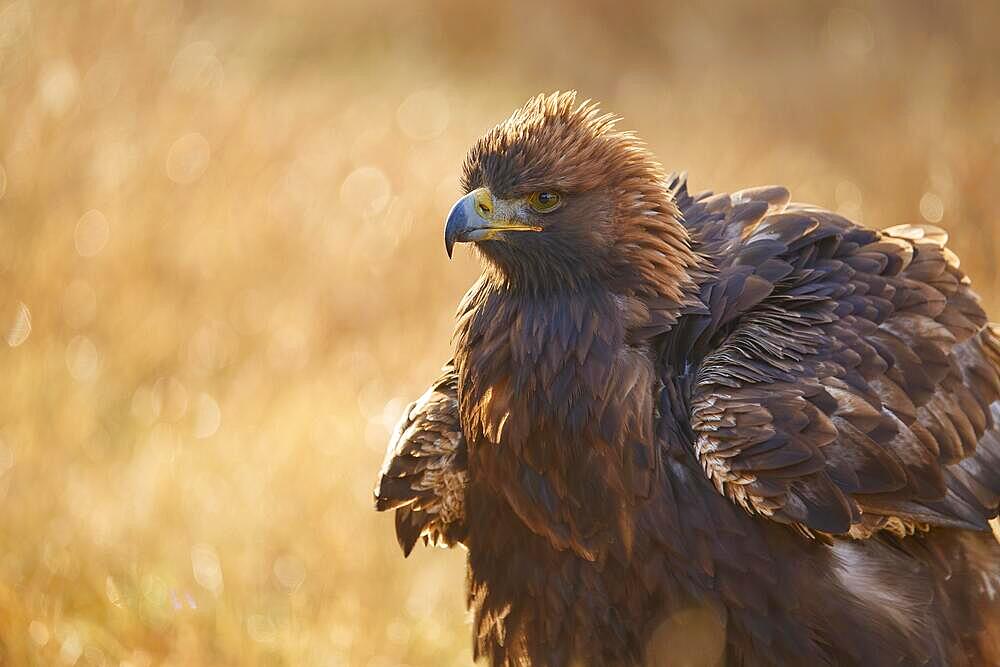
[375,92,1000,666]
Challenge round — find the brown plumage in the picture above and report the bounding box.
[374,92,1000,666]
[375,366,466,555]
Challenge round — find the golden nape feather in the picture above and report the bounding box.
[374,92,1000,667]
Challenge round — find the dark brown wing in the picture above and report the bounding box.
[374,366,467,555]
[672,180,1000,537]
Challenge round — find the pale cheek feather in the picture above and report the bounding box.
[981,571,999,601]
[832,542,927,635]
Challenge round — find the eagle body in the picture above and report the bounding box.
[374,93,1000,666]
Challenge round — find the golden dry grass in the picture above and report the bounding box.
[1,1,999,665]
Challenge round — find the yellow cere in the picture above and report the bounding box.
[472,187,495,218]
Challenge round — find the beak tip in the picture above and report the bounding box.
[444,193,473,259]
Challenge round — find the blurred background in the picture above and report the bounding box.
[1,0,999,664]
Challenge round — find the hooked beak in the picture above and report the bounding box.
[444,187,542,258]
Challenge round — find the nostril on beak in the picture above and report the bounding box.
[471,187,494,220]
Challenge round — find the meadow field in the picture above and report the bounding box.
[1,1,999,664]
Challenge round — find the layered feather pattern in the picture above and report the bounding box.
[374,93,1000,666]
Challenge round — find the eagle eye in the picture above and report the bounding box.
[527,191,562,213]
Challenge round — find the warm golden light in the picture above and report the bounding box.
[1,1,999,665]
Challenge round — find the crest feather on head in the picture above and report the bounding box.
[462,91,665,199]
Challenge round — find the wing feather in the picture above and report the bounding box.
[373,366,467,555]
[676,178,1000,537]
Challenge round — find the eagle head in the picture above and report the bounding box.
[445,91,696,297]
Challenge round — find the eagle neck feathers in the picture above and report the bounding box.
[453,192,706,562]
